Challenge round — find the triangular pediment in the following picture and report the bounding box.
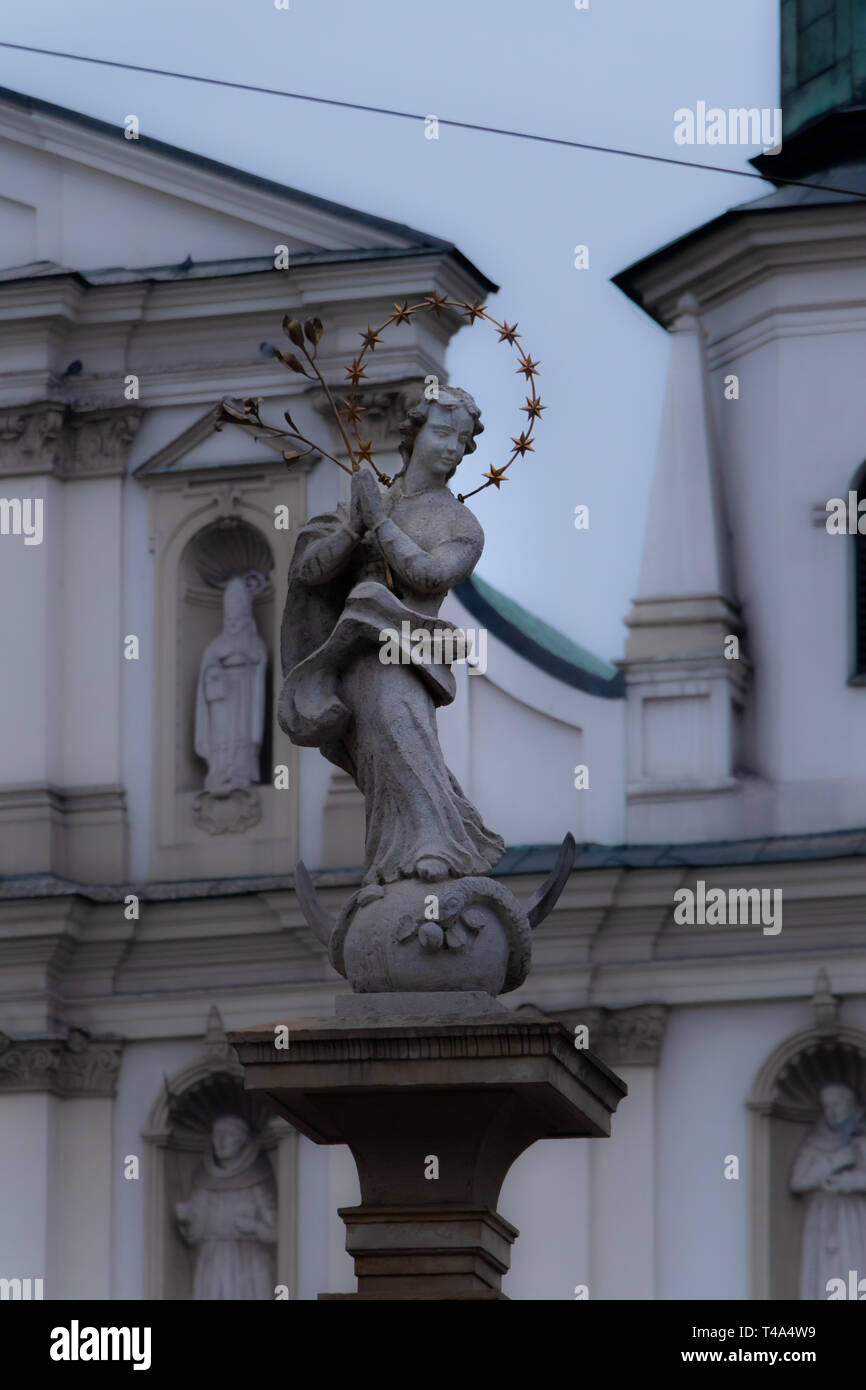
[134,405,318,479]
[0,85,453,279]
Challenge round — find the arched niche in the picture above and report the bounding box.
[178,517,275,796]
[748,976,866,1299]
[142,1013,298,1300]
[144,468,303,880]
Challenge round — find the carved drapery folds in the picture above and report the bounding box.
[0,400,142,478]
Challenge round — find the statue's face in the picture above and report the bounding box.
[410,403,474,481]
[821,1086,856,1128]
[212,1116,249,1161]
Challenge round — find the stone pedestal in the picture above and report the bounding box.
[230,1003,626,1300]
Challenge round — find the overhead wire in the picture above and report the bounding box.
[2,41,865,201]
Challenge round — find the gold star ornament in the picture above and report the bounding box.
[461,300,487,324]
[516,352,540,380]
[497,321,520,345]
[423,292,449,317]
[483,465,510,490]
[345,360,368,386]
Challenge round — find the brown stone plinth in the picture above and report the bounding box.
[230,1011,626,1300]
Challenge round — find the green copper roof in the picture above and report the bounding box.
[454,574,624,698]
[781,0,866,139]
[470,575,618,679]
[750,1,866,179]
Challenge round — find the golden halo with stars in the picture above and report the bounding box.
[217,299,544,505]
[338,295,543,503]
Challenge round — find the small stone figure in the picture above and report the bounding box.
[175,1114,277,1300]
[195,573,267,795]
[791,1083,866,1299]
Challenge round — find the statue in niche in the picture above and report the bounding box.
[175,1114,277,1300]
[193,572,267,834]
[791,1083,866,1299]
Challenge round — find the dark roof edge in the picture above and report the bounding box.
[0,246,498,296]
[453,575,625,699]
[751,107,866,181]
[497,824,866,875]
[611,208,747,325]
[611,190,861,326]
[3,825,866,903]
[0,83,496,292]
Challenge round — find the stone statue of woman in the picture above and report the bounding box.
[175,1114,277,1300]
[276,383,573,996]
[790,1083,866,1299]
[279,388,504,886]
[195,573,267,795]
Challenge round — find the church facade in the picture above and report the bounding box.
[2,1,866,1301]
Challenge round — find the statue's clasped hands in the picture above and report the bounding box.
[350,467,387,534]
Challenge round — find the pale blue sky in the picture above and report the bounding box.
[0,0,781,660]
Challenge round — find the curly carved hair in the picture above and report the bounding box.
[395,386,484,479]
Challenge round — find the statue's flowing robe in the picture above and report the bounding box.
[181,1146,277,1301]
[279,505,504,884]
[791,1118,866,1299]
[194,621,267,792]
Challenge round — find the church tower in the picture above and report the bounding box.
[755,0,866,180]
[615,0,866,844]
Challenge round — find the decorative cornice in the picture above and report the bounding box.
[231,1016,627,1113]
[524,1003,669,1067]
[0,400,142,478]
[612,203,866,332]
[69,407,142,477]
[0,400,65,477]
[0,1027,123,1096]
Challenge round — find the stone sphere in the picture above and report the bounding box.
[332,876,529,995]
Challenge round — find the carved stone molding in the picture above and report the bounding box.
[313,379,426,453]
[0,400,142,478]
[69,408,143,477]
[192,787,263,836]
[0,401,66,477]
[0,781,128,881]
[521,1002,669,1067]
[0,1027,124,1096]
[595,1004,668,1066]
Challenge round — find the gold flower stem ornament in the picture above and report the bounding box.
[217,300,543,505]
